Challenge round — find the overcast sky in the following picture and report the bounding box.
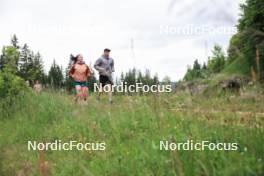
[0,0,245,81]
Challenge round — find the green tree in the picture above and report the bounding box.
[183,60,205,81]
[208,45,226,73]
[48,60,64,89]
[137,70,143,83]
[64,55,74,92]
[124,68,137,86]
[32,52,46,84]
[1,46,20,73]
[162,75,171,85]
[120,71,125,82]
[87,71,97,92]
[153,73,159,85]
[202,62,207,70]
[143,69,152,85]
[228,0,264,80]
[193,59,201,70]
[11,34,19,49]
[0,46,25,104]
[18,44,31,80]
[17,43,46,86]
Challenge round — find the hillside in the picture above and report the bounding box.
[0,91,263,175]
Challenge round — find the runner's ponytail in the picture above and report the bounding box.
[70,54,78,64]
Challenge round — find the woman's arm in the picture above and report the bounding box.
[86,65,92,77]
[69,64,75,77]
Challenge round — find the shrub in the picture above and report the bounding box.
[0,69,26,118]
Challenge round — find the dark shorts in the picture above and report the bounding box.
[74,81,88,87]
[99,75,112,87]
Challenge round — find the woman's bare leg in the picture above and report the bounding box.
[75,85,82,103]
[82,86,88,101]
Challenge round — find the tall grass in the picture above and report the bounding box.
[0,90,263,175]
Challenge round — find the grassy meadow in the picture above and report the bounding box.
[0,89,263,176]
